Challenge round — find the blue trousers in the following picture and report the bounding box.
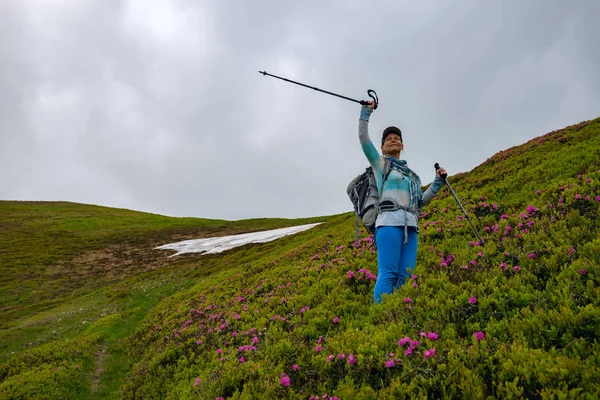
[374,226,418,304]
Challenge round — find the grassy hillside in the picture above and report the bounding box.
[1,117,599,399]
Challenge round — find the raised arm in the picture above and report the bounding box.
[358,105,383,170]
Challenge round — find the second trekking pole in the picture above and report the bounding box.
[435,163,484,245]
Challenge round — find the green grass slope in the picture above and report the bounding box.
[1,117,599,399]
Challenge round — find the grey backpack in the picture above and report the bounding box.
[347,158,391,243]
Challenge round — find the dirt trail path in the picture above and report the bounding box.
[92,343,107,393]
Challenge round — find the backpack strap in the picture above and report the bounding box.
[378,157,392,197]
[354,213,359,243]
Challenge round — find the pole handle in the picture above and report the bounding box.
[359,90,379,109]
[434,163,448,180]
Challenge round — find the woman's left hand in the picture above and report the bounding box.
[436,167,447,178]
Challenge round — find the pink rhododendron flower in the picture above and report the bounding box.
[194,378,201,387]
[332,317,340,324]
[596,196,600,203]
[216,348,222,355]
[536,190,541,195]
[293,364,299,371]
[347,270,355,279]
[317,336,324,344]
[468,296,477,305]
[427,332,439,340]
[404,347,413,356]
[513,266,521,271]
[529,253,535,259]
[315,345,322,352]
[420,332,427,337]
[403,297,412,304]
[337,353,345,360]
[385,360,395,368]
[473,331,485,341]
[398,337,411,346]
[238,357,245,363]
[280,373,290,386]
[424,348,436,358]
[347,354,357,365]
[578,269,587,275]
[327,355,334,362]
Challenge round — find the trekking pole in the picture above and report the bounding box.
[435,163,484,245]
[258,71,379,109]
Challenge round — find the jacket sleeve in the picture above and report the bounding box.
[358,106,383,172]
[421,177,444,205]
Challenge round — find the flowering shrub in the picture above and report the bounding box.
[120,118,600,399]
[2,117,600,398]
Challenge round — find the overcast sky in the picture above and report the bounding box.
[1,1,599,220]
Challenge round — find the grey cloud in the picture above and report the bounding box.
[1,0,599,219]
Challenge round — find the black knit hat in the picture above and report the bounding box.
[381,126,402,145]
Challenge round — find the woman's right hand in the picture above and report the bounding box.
[364,100,376,109]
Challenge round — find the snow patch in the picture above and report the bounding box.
[155,223,322,256]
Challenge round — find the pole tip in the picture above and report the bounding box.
[258,71,266,75]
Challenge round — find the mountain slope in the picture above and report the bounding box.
[1,117,599,399]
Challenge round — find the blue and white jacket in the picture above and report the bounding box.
[358,106,444,232]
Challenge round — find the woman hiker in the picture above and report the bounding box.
[359,101,446,304]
